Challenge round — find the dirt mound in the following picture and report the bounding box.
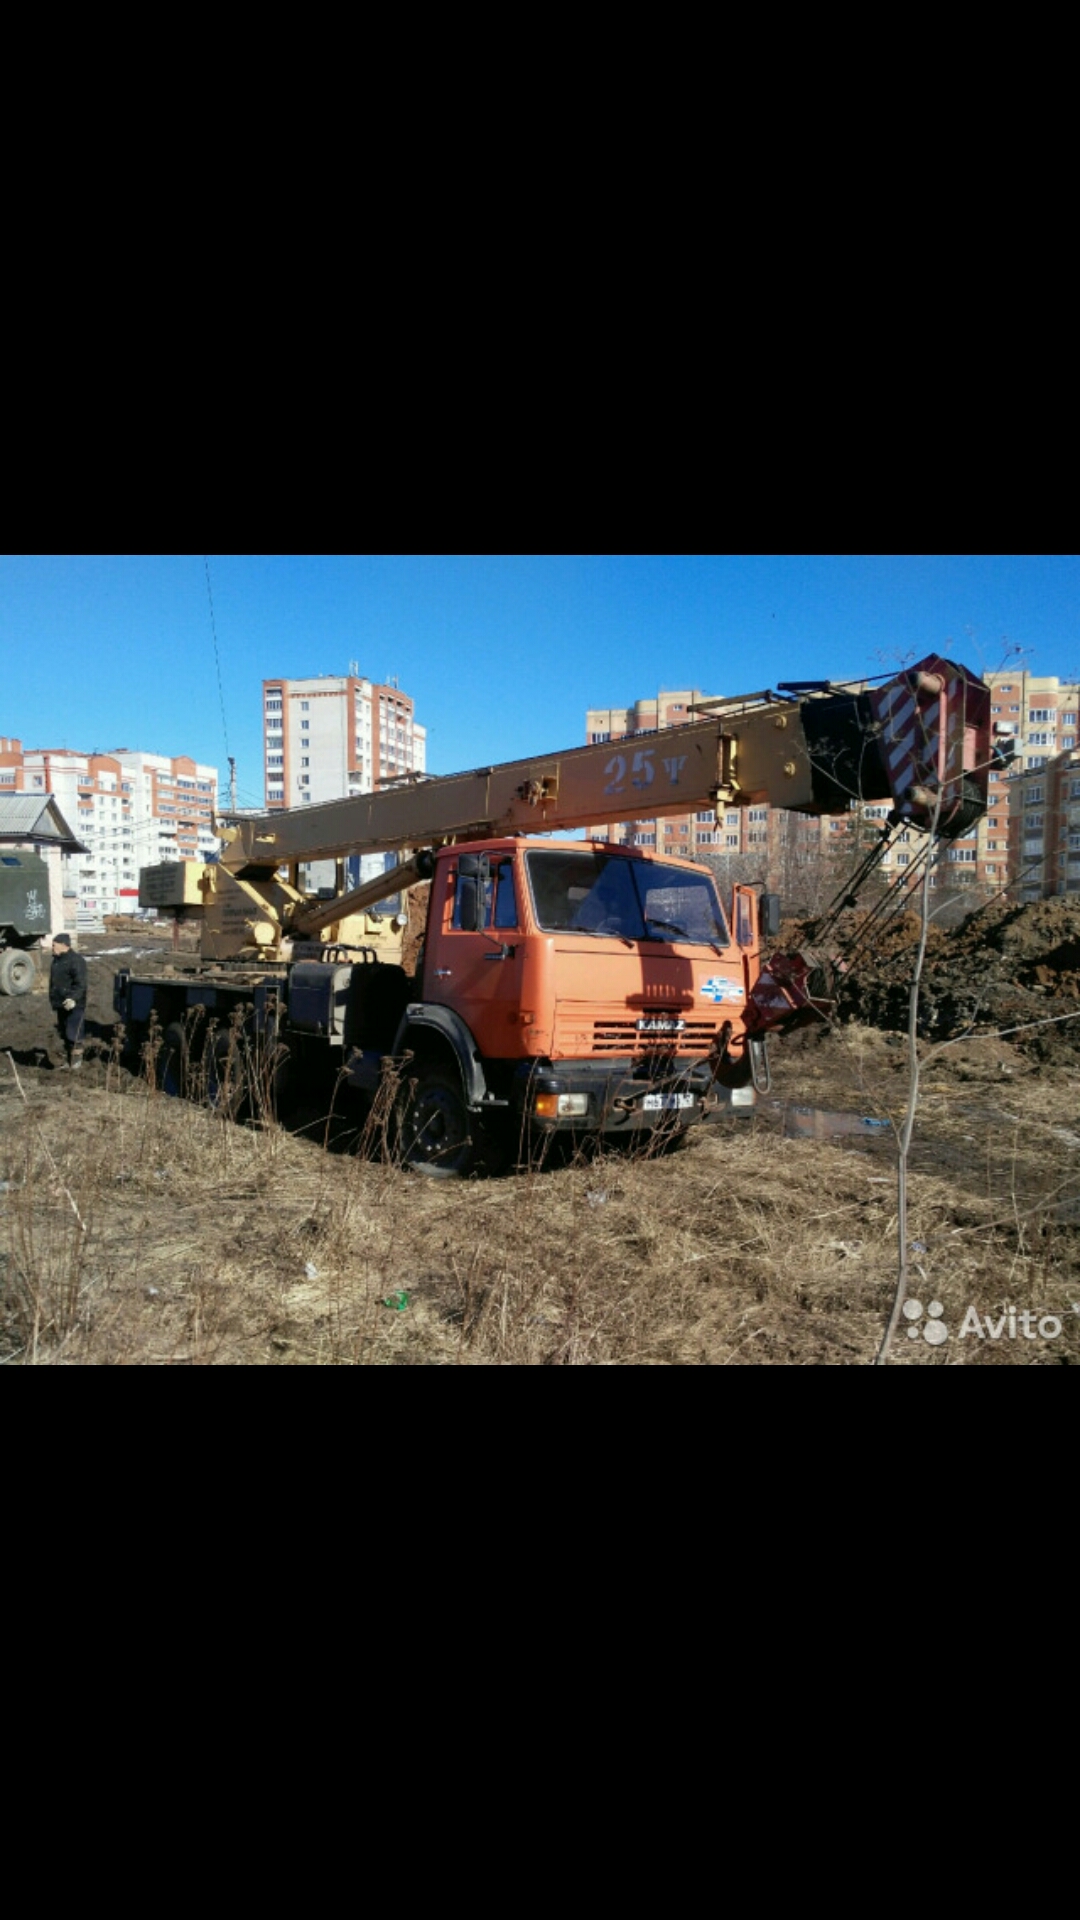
[824,897,1080,1058]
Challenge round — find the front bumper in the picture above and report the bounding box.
[511,1056,755,1133]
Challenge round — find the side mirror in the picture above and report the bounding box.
[760,892,782,939]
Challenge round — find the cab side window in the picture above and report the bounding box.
[493,861,519,929]
[451,859,520,931]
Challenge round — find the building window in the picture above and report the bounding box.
[1029,709,1054,724]
[298,775,309,786]
[300,701,310,711]
[1063,712,1077,724]
[301,720,309,731]
[301,757,309,768]
[748,808,768,823]
[589,732,611,745]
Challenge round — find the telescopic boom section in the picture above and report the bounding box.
[217,656,993,873]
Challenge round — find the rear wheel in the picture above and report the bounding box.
[398,1065,478,1178]
[0,947,35,996]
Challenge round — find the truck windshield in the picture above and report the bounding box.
[526,850,730,947]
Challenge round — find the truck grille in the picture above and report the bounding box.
[590,1020,719,1056]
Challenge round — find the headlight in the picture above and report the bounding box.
[730,1086,757,1108]
[534,1092,589,1118]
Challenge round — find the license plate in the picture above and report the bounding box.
[642,1093,695,1111]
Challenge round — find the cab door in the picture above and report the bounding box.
[427,852,524,1059]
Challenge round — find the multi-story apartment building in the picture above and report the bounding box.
[0,739,218,922]
[586,692,732,855]
[585,691,887,891]
[1006,748,1080,900]
[262,672,426,810]
[980,671,1080,895]
[586,680,995,904]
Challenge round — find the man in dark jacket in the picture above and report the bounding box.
[49,933,88,1069]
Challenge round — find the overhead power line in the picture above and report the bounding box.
[204,556,231,762]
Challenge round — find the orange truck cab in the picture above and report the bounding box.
[372,838,766,1160]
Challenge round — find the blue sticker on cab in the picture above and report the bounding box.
[701,976,744,1004]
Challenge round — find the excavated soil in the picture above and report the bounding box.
[820,897,1080,1062]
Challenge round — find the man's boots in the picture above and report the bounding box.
[70,1049,84,1071]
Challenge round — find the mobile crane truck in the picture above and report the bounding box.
[113,657,999,1175]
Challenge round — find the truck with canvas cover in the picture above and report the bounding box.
[0,852,50,996]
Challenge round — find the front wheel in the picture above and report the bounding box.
[397,1065,479,1178]
[0,947,36,996]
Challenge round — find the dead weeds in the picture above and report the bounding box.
[2,1019,1078,1365]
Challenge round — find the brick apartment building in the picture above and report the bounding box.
[587,670,1080,906]
[1007,748,1080,900]
[584,690,882,893]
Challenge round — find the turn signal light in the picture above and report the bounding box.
[534,1093,588,1118]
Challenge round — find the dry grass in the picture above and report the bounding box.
[2,1025,1078,1365]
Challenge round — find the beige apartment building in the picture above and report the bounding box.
[262,672,426,810]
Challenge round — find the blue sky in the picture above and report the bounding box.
[2,554,1078,810]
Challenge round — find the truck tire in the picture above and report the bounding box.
[0,948,36,997]
[397,1065,479,1179]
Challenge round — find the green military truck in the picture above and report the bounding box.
[0,852,51,994]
